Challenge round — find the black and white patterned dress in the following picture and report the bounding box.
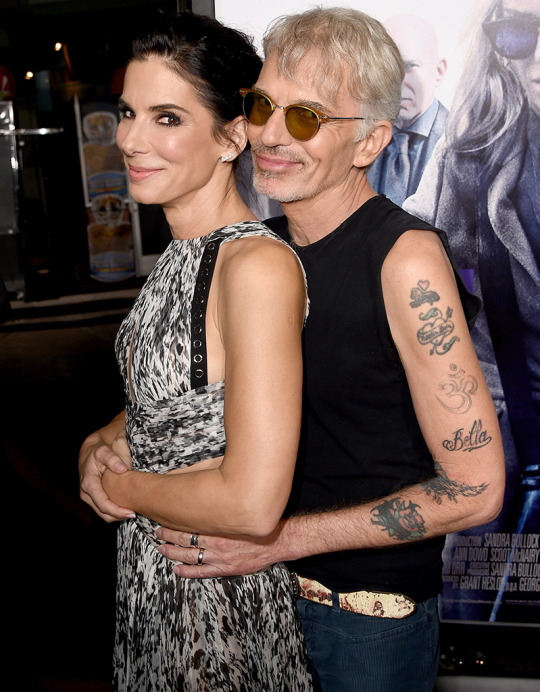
[113,221,312,692]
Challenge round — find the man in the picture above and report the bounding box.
[80,8,505,691]
[367,13,448,206]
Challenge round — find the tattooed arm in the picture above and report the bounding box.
[157,229,505,577]
[375,229,505,536]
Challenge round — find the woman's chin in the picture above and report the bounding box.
[128,188,160,207]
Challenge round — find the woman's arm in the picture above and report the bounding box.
[103,238,306,537]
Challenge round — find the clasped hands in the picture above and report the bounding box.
[79,426,134,522]
[78,431,276,577]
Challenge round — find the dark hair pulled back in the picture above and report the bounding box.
[130,11,262,142]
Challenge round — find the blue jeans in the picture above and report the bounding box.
[297,594,440,692]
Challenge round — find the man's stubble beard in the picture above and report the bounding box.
[250,147,311,204]
[252,169,307,204]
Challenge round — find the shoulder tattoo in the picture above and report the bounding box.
[410,280,459,356]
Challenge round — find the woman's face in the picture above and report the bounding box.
[116,57,226,209]
[502,0,540,117]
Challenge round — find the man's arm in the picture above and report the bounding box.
[160,229,505,577]
[375,229,505,532]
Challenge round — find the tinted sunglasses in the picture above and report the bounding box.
[240,88,364,141]
[483,16,540,60]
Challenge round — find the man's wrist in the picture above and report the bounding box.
[271,516,308,564]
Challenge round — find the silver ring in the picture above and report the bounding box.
[197,548,205,566]
[190,533,199,547]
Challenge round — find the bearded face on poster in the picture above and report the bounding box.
[405,0,539,622]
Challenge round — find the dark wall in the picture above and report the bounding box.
[0,1,184,300]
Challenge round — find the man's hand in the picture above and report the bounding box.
[79,415,135,522]
[156,524,283,578]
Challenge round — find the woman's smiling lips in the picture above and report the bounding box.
[128,165,163,182]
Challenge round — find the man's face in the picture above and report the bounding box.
[247,52,365,205]
[502,0,540,118]
[385,16,446,129]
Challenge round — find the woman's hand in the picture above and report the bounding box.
[111,427,132,470]
[79,411,135,522]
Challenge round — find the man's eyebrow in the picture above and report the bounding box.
[252,85,328,112]
[251,85,271,97]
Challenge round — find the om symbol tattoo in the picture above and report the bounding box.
[410,280,460,355]
[370,497,426,541]
[437,363,478,414]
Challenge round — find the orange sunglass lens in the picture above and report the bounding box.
[285,107,320,140]
[243,92,272,125]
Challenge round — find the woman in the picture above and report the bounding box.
[405,0,539,620]
[78,11,312,691]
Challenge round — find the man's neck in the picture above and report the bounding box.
[283,174,377,246]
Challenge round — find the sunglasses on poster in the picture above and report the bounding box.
[239,88,364,141]
[483,16,540,60]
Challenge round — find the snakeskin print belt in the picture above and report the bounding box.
[290,573,417,619]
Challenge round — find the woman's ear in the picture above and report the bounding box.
[224,115,248,158]
[353,120,393,168]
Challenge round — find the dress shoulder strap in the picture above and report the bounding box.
[190,238,223,390]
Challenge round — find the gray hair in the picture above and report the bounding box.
[445,0,525,155]
[262,5,404,138]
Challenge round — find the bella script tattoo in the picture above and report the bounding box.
[443,419,492,453]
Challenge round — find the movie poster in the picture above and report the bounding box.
[215,0,540,625]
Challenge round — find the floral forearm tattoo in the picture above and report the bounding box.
[370,463,489,542]
[370,497,426,541]
[410,280,459,355]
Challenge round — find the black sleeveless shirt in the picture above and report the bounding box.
[267,195,481,602]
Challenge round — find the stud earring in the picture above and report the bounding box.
[220,153,234,162]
